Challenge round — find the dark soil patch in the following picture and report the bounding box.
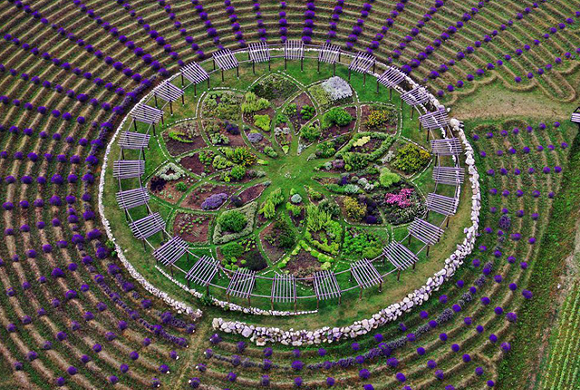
[173,213,212,243]
[256,213,269,229]
[243,107,276,128]
[259,222,286,262]
[180,152,215,176]
[350,137,383,154]
[290,93,315,129]
[285,250,321,285]
[245,129,274,154]
[150,176,197,204]
[163,131,207,156]
[185,183,240,210]
[232,183,267,207]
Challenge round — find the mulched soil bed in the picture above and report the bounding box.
[285,250,321,285]
[149,176,197,204]
[224,129,246,147]
[173,213,212,243]
[243,107,276,128]
[185,183,240,210]
[179,152,215,176]
[289,93,315,129]
[320,106,357,141]
[350,137,383,154]
[232,183,268,206]
[259,222,286,262]
[163,131,207,156]
[244,128,274,153]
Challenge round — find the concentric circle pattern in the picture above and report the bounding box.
[0,0,578,389]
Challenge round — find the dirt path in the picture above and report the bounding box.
[451,82,576,121]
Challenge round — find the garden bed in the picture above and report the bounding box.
[179,152,215,176]
[185,184,241,210]
[285,250,321,285]
[173,213,213,243]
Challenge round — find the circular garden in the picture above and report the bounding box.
[103,52,472,315]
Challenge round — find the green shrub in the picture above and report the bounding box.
[300,105,316,121]
[392,143,432,174]
[217,211,248,233]
[259,199,276,219]
[168,130,194,143]
[263,146,278,158]
[344,153,368,170]
[224,147,257,166]
[175,182,188,192]
[212,154,233,170]
[241,92,270,114]
[230,165,246,181]
[275,113,288,125]
[250,74,298,100]
[309,84,331,108]
[365,107,397,130]
[209,133,230,146]
[316,141,336,158]
[244,252,268,271]
[379,167,401,188]
[284,103,297,117]
[326,183,360,194]
[301,123,321,142]
[254,114,271,131]
[343,228,383,259]
[322,107,353,129]
[269,219,296,249]
[221,242,244,260]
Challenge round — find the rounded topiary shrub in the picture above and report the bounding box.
[217,210,248,233]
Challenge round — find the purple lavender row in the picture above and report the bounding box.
[301,2,317,44]
[153,0,206,61]
[372,0,444,58]
[435,11,575,93]
[250,2,268,43]
[344,1,376,51]
[325,0,344,43]
[191,0,224,53]
[401,0,496,75]
[224,1,246,48]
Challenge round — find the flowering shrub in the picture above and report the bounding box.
[385,188,414,208]
[201,193,228,210]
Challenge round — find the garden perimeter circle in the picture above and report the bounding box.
[101,47,476,322]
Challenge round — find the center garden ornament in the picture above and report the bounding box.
[101,46,479,337]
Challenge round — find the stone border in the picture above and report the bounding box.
[212,118,480,345]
